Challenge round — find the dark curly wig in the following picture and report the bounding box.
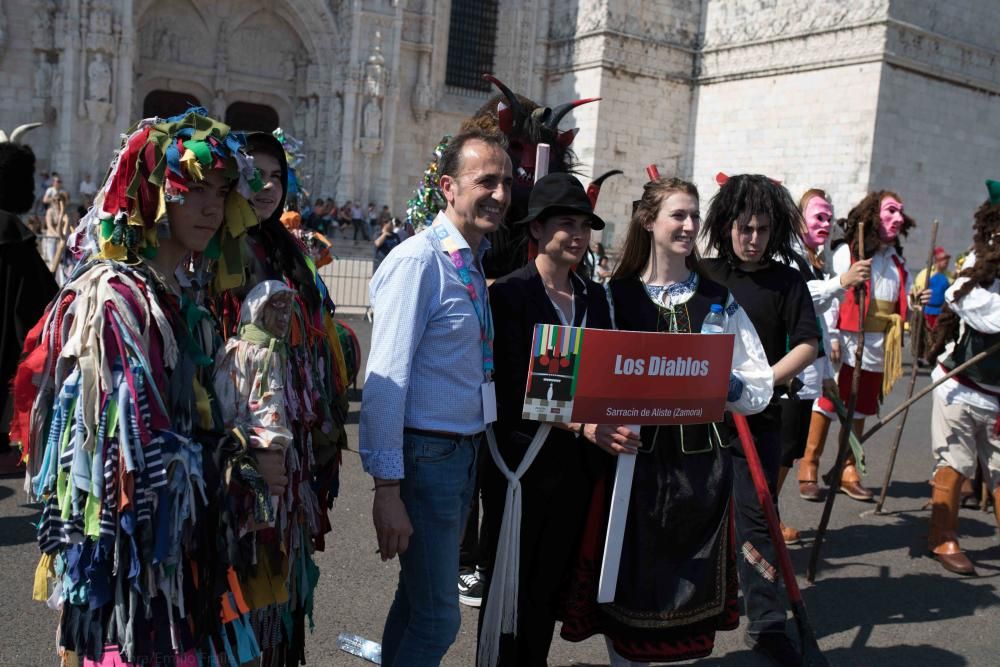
[926,199,1000,361]
[701,173,801,266]
[0,142,36,214]
[840,191,916,260]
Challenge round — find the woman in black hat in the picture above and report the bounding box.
[478,172,640,665]
[560,176,773,666]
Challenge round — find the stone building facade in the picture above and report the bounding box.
[0,0,995,256]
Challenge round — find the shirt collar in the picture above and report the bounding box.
[434,210,492,258]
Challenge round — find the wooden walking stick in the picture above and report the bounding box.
[874,220,939,514]
[732,414,829,666]
[858,339,1000,443]
[807,222,867,583]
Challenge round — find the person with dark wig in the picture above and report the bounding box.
[701,173,820,667]
[10,108,277,666]
[921,181,1000,576]
[560,176,772,666]
[215,130,352,665]
[801,191,917,502]
[772,188,870,543]
[0,123,57,474]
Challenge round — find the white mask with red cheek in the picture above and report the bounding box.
[802,196,833,250]
[878,196,905,242]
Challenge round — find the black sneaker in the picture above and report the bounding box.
[744,632,801,667]
[458,570,483,608]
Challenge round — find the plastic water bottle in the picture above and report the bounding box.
[701,303,727,334]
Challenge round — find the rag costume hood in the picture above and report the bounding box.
[73,107,261,288]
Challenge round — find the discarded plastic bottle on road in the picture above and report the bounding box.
[701,303,727,334]
[337,632,382,664]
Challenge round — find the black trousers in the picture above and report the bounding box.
[477,429,600,666]
[724,406,789,638]
[778,397,814,468]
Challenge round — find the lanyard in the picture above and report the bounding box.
[432,218,494,379]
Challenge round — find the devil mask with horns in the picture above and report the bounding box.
[466,75,618,278]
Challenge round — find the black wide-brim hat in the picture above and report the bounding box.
[512,172,606,230]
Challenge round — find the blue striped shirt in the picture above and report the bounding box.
[359,211,491,479]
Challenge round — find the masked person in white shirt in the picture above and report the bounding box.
[923,181,1000,576]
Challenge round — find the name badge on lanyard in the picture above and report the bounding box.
[433,218,497,423]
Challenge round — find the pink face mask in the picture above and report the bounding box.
[801,196,833,250]
[878,196,904,242]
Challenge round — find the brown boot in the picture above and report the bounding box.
[837,419,873,501]
[780,521,801,545]
[928,467,976,575]
[993,487,1000,537]
[798,412,830,501]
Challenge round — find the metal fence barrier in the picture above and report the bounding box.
[319,254,372,315]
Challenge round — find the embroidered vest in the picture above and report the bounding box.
[608,274,731,453]
[941,327,1000,393]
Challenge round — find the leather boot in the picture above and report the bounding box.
[798,412,830,501]
[838,419,873,501]
[775,467,800,544]
[993,487,1000,537]
[928,467,976,575]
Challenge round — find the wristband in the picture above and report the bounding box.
[576,423,586,439]
[373,480,401,491]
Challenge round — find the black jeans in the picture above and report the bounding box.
[724,406,788,637]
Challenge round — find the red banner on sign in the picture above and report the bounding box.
[521,325,734,425]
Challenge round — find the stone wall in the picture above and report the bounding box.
[691,63,883,233]
[869,63,1000,259]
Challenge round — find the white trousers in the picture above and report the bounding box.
[931,391,1000,490]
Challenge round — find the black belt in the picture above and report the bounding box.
[403,427,483,441]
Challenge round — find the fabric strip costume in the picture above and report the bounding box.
[10,108,276,666]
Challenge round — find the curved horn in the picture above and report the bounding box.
[9,122,43,144]
[592,169,623,188]
[482,73,526,120]
[0,131,7,143]
[546,98,600,130]
[586,169,623,207]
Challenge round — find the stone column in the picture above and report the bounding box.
[114,1,136,134]
[339,72,359,200]
[54,0,81,178]
[378,8,404,207]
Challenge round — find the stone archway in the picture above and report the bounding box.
[143,89,203,118]
[225,101,279,133]
[133,0,344,193]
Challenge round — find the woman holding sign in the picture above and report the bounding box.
[560,177,772,665]
[479,172,639,666]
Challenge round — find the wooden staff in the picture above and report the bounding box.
[807,221,866,583]
[874,220,939,514]
[858,339,1000,443]
[732,414,829,666]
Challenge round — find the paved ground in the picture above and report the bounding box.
[2,315,999,666]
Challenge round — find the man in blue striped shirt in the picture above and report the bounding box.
[360,128,512,666]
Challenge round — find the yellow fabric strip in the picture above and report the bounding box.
[865,299,903,395]
[33,553,54,601]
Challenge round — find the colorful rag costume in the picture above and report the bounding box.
[560,273,772,663]
[215,132,350,665]
[11,109,269,665]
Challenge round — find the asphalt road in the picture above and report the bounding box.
[2,315,998,666]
